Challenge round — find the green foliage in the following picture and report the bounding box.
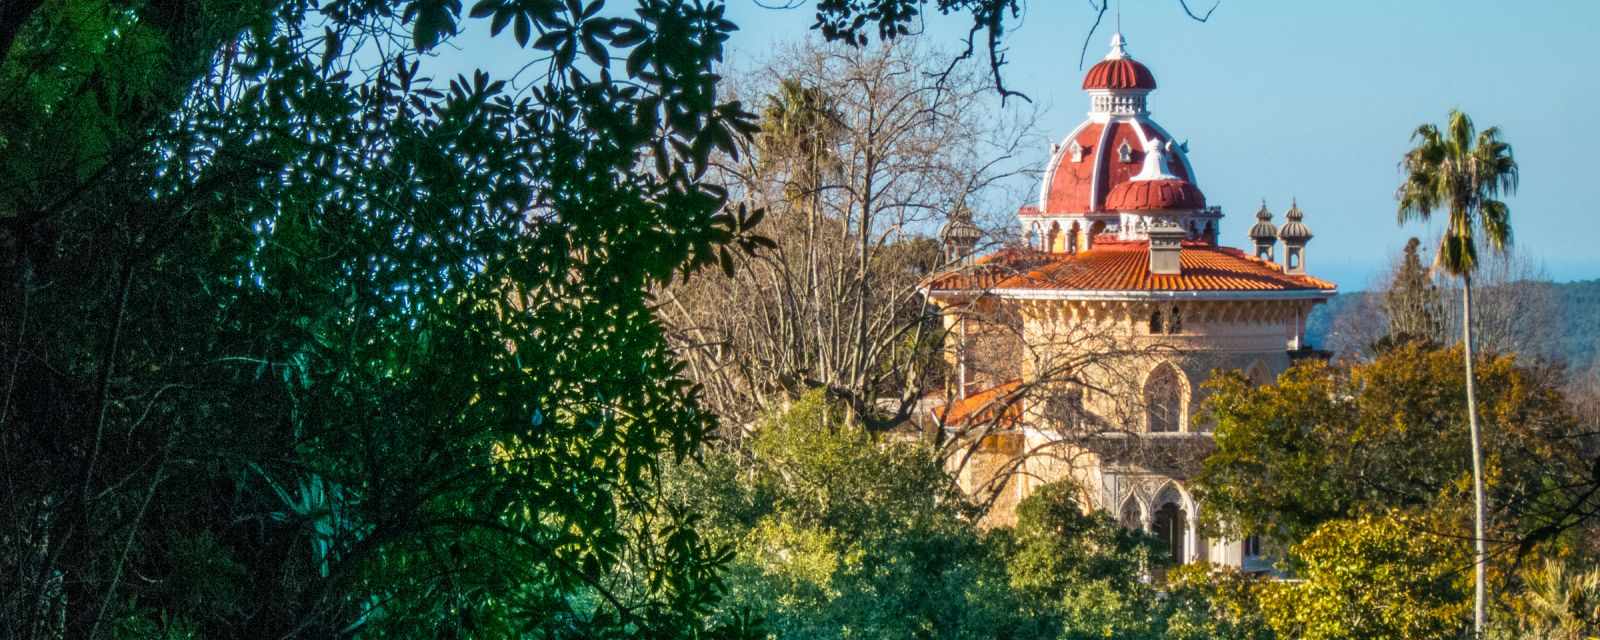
[1501,558,1600,640]
[1196,341,1585,545]
[1,0,766,636]
[1259,511,1471,640]
[1003,482,1272,640]
[667,392,1298,640]
[671,390,1051,639]
[1005,481,1155,599]
[1163,565,1276,640]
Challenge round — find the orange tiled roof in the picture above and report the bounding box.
[930,379,1023,427]
[927,241,1335,294]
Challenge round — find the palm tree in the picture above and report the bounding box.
[1519,559,1600,640]
[1397,109,1518,637]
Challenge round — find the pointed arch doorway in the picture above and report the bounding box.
[1151,502,1186,566]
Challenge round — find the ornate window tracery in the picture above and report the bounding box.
[1145,363,1185,433]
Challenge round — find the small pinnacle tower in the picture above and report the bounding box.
[1249,201,1278,261]
[1277,199,1313,275]
[939,201,983,265]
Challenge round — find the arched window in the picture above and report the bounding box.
[1166,305,1182,334]
[1068,222,1081,254]
[1145,363,1185,433]
[1088,221,1107,250]
[1120,497,1144,530]
[1026,223,1042,250]
[1047,222,1062,253]
[1148,309,1163,334]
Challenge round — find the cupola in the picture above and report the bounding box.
[1083,33,1157,116]
[939,201,983,264]
[1277,199,1313,275]
[1249,201,1278,261]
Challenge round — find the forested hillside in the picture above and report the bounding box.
[1309,279,1600,371]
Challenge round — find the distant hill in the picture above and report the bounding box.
[1307,279,1600,373]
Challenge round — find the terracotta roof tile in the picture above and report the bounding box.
[927,241,1335,294]
[930,380,1023,427]
[1104,178,1206,211]
[1083,57,1157,90]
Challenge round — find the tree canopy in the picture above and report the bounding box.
[1,0,763,635]
[1195,342,1585,546]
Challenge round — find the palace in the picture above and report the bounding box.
[925,33,1336,571]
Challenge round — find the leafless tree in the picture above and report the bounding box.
[1328,239,1557,362]
[1438,251,1559,359]
[657,38,1039,431]
[660,37,1215,524]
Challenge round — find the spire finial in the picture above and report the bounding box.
[1107,31,1128,60]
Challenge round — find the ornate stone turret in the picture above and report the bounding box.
[1277,199,1313,275]
[1249,201,1278,261]
[939,201,983,264]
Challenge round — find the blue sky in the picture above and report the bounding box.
[438,1,1600,291]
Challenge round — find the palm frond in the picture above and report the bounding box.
[1447,109,1475,157]
[1397,110,1518,278]
[1479,199,1512,254]
[1436,231,1477,277]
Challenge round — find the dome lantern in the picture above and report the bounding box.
[1083,32,1156,115]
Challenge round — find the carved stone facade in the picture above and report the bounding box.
[926,32,1336,571]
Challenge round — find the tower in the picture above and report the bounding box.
[921,32,1336,570]
[1277,200,1313,275]
[1249,201,1278,261]
[939,201,983,265]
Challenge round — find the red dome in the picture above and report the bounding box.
[1103,179,1205,211]
[1082,58,1156,90]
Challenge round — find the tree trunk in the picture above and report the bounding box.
[1463,272,1488,637]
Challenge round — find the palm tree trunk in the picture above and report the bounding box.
[1463,272,1488,636]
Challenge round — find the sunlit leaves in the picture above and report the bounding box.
[1259,511,1471,640]
[1195,342,1586,546]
